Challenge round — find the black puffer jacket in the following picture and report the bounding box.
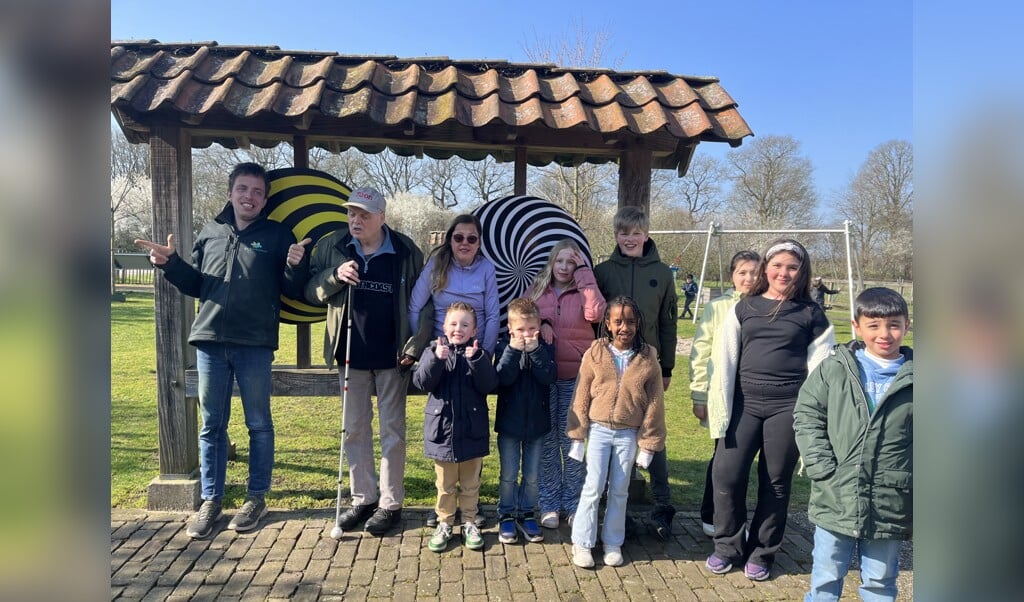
[159,204,307,350]
[493,336,556,442]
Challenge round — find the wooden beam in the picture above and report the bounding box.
[149,125,197,479]
[514,146,527,195]
[185,368,426,397]
[617,143,652,211]
[292,136,312,369]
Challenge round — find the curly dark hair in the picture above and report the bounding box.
[599,296,647,354]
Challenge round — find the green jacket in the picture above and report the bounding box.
[688,289,742,426]
[304,225,432,368]
[794,341,914,540]
[594,239,678,378]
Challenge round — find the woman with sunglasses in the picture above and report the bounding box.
[410,214,500,355]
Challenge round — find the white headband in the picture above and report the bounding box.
[766,242,804,260]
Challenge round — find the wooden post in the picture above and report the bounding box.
[147,126,199,509]
[617,144,652,212]
[293,136,312,368]
[514,146,527,195]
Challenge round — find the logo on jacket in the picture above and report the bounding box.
[250,241,266,252]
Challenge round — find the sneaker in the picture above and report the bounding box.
[462,522,485,550]
[603,545,623,567]
[498,516,518,544]
[744,561,770,581]
[364,507,402,536]
[572,544,595,568]
[186,500,222,539]
[228,496,267,532]
[705,554,733,575]
[540,511,559,529]
[701,521,715,537]
[474,504,487,528]
[650,504,676,540]
[518,516,544,543]
[336,502,378,532]
[425,510,438,528]
[428,522,453,553]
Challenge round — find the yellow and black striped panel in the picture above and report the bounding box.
[266,167,351,324]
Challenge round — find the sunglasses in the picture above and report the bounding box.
[452,234,479,245]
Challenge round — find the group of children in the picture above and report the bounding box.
[405,206,912,600]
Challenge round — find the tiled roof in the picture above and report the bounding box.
[111,41,752,169]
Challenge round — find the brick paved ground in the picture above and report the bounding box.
[111,507,912,601]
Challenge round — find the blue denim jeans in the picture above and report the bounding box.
[497,433,544,518]
[571,423,638,549]
[805,526,901,602]
[195,342,274,501]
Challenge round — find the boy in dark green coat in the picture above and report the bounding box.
[794,287,912,601]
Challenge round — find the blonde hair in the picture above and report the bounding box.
[527,238,585,301]
[445,301,477,326]
[613,206,649,234]
[507,297,541,322]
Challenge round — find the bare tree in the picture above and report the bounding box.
[422,157,464,209]
[111,129,150,293]
[725,135,818,228]
[460,156,514,206]
[522,18,624,69]
[651,154,726,226]
[360,150,423,197]
[834,139,913,278]
[385,191,455,251]
[309,147,366,187]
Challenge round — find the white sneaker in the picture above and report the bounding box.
[540,511,559,529]
[702,522,715,537]
[572,544,595,568]
[603,546,623,567]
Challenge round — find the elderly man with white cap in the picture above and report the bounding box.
[306,186,432,536]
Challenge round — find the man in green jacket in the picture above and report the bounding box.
[794,287,912,601]
[306,187,431,536]
[594,206,678,539]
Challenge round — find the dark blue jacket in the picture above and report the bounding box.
[494,337,556,441]
[413,337,498,463]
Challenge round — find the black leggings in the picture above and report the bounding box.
[711,379,802,567]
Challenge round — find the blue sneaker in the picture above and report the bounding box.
[498,516,518,544]
[518,515,544,543]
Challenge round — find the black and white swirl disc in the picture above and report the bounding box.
[266,167,351,324]
[472,195,592,333]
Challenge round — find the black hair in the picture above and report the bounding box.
[729,250,760,274]
[854,287,909,321]
[228,162,269,194]
[599,296,646,354]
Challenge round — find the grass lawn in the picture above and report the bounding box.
[112,291,911,511]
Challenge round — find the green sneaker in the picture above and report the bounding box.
[428,522,453,553]
[462,522,484,550]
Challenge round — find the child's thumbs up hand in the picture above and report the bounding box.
[465,339,480,358]
[434,337,450,360]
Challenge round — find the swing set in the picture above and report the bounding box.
[651,220,861,324]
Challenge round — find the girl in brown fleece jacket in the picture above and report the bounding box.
[565,296,666,568]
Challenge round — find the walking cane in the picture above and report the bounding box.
[330,283,354,539]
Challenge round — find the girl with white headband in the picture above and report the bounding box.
[703,238,835,582]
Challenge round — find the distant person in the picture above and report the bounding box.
[493,298,557,545]
[704,238,835,582]
[795,287,913,601]
[135,162,310,539]
[409,213,499,528]
[413,303,498,553]
[305,186,430,536]
[680,273,698,319]
[688,250,763,537]
[811,276,840,309]
[526,238,606,529]
[593,206,678,539]
[567,296,666,568]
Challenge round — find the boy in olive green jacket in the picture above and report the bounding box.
[794,287,912,601]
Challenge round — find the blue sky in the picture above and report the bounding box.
[112,0,912,203]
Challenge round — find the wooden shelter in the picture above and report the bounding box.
[110,40,751,509]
